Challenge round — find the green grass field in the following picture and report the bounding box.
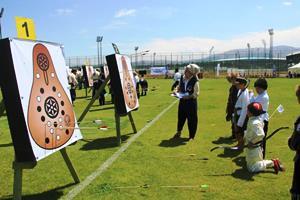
[0,78,299,200]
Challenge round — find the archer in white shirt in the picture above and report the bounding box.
[251,78,269,158]
[234,77,250,148]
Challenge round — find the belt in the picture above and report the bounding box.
[234,107,242,111]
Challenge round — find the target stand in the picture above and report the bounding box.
[0,38,83,200]
[77,75,137,146]
[114,109,137,145]
[12,148,80,200]
[0,99,5,136]
[0,99,5,117]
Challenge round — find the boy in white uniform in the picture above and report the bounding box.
[251,78,269,158]
[244,102,284,173]
[234,77,250,148]
[171,68,181,91]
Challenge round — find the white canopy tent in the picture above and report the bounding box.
[288,63,300,74]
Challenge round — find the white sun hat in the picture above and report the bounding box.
[185,64,200,75]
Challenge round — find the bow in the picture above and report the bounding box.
[210,126,289,152]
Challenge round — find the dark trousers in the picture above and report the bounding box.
[234,114,248,136]
[171,81,179,91]
[70,89,76,103]
[111,93,115,104]
[231,118,235,138]
[177,99,198,139]
[262,120,269,158]
[92,81,99,98]
[291,157,300,199]
[99,94,105,105]
[291,194,300,200]
[141,88,147,96]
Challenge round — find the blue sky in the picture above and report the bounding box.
[1,0,300,56]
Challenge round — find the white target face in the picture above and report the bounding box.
[116,55,139,112]
[4,39,83,161]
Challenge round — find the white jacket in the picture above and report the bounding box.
[235,88,250,127]
[250,91,269,122]
[244,116,265,167]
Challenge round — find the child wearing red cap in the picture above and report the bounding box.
[244,102,284,173]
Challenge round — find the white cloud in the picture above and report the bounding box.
[115,9,136,18]
[141,6,177,20]
[256,5,263,10]
[79,29,88,35]
[143,26,300,53]
[282,1,293,6]
[55,8,74,16]
[102,21,128,30]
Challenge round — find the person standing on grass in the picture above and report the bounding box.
[98,72,106,106]
[288,85,300,200]
[68,69,78,104]
[173,64,200,141]
[250,78,269,158]
[140,74,148,96]
[234,77,250,148]
[171,68,181,91]
[225,74,238,139]
[133,71,140,99]
[244,102,285,173]
[92,69,100,98]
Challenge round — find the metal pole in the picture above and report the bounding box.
[134,46,138,69]
[141,54,143,68]
[100,40,103,67]
[96,37,100,68]
[0,8,4,39]
[268,29,274,68]
[135,50,137,68]
[97,42,100,68]
[96,36,103,69]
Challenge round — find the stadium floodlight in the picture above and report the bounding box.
[209,46,214,61]
[262,39,266,59]
[0,8,4,39]
[96,36,103,69]
[134,46,139,68]
[0,8,4,18]
[268,29,274,60]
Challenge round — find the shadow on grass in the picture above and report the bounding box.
[89,106,115,112]
[231,156,277,180]
[212,136,235,145]
[0,142,12,148]
[159,137,189,148]
[80,133,133,150]
[1,182,76,200]
[203,157,255,181]
[0,113,7,117]
[231,156,255,181]
[217,148,243,158]
[75,95,90,100]
[206,156,278,181]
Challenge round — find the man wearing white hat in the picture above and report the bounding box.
[173,64,200,141]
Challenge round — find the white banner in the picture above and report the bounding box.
[150,67,167,75]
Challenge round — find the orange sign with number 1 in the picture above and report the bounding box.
[15,16,36,40]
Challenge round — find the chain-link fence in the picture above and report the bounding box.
[66,47,296,72]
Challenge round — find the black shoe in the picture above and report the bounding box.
[228,135,236,140]
[173,132,181,139]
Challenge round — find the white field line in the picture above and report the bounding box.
[61,100,178,200]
